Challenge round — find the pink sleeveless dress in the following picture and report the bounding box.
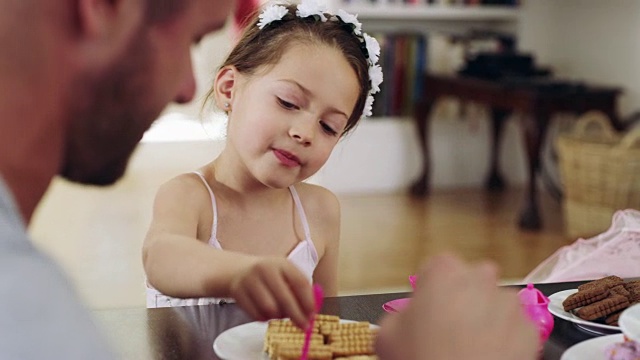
[146,172,319,308]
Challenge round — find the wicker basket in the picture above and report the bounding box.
[557,111,640,238]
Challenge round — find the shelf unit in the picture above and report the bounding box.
[330,3,519,35]
[327,2,521,118]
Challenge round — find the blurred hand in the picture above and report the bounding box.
[229,257,315,329]
[375,254,538,360]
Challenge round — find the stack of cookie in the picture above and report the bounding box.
[263,315,379,360]
[562,276,640,326]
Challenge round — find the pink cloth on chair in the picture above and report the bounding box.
[525,209,640,283]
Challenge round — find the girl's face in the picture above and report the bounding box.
[226,43,360,189]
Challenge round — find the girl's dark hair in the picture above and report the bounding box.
[206,4,372,135]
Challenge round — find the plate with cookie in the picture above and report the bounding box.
[213,314,379,360]
[548,276,640,335]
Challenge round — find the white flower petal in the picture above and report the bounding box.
[362,94,374,118]
[363,33,381,65]
[336,9,362,35]
[257,4,289,29]
[257,0,383,106]
[296,0,328,21]
[369,64,383,94]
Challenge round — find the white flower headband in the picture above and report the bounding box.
[257,0,383,119]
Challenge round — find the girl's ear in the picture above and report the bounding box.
[213,66,237,111]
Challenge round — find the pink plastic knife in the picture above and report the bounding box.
[301,284,324,360]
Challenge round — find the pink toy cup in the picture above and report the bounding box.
[518,283,554,346]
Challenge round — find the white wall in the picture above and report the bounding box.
[315,114,528,194]
[312,118,422,193]
[518,0,640,117]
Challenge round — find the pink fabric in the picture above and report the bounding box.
[525,209,640,283]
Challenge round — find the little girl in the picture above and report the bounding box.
[142,0,382,330]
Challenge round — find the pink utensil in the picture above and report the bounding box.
[518,283,554,346]
[382,275,417,313]
[409,275,417,290]
[301,284,324,360]
[382,298,411,313]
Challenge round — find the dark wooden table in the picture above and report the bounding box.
[95,280,607,359]
[409,73,623,230]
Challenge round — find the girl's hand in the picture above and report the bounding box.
[375,254,539,360]
[229,258,315,329]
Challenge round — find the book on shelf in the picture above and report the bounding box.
[340,0,518,6]
[371,33,428,118]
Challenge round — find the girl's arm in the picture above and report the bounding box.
[142,175,314,328]
[301,184,341,297]
[142,174,251,296]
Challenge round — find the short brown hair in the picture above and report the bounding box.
[208,4,372,134]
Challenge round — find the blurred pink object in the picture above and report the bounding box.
[301,284,324,360]
[382,298,411,313]
[382,275,415,313]
[524,209,640,283]
[409,275,417,290]
[518,283,554,345]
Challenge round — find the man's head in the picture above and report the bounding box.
[60,0,232,185]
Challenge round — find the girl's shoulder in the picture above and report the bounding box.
[293,182,340,218]
[293,183,341,253]
[154,172,212,209]
[147,172,214,241]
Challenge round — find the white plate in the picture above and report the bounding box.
[548,289,621,334]
[620,303,640,342]
[561,334,624,360]
[213,320,378,360]
[214,321,270,360]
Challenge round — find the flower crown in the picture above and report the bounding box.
[257,0,383,119]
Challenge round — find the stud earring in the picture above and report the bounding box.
[224,102,230,109]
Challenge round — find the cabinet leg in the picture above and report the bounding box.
[410,99,435,197]
[485,108,509,192]
[518,111,549,230]
[518,200,542,230]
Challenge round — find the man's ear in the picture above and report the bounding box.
[214,66,238,111]
[75,0,144,62]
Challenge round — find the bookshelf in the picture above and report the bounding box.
[328,2,522,117]
[331,3,520,35]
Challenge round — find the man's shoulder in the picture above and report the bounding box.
[0,176,26,241]
[0,215,116,359]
